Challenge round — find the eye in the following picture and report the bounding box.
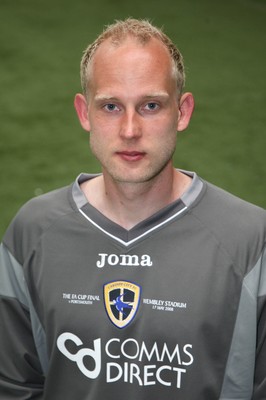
[104,103,120,112]
[144,102,160,112]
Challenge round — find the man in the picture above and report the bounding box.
[0,18,265,400]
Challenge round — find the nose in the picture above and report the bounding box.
[119,109,142,140]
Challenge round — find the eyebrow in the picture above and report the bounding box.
[94,94,117,102]
[94,92,170,102]
[143,92,170,99]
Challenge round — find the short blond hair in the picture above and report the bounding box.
[80,18,185,98]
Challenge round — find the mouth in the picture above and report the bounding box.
[116,151,146,162]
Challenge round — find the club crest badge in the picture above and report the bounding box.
[104,280,141,329]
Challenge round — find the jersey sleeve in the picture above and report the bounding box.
[253,247,266,399]
[0,243,45,399]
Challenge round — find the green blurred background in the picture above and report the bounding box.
[0,0,265,237]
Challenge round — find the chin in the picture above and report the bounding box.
[111,171,161,185]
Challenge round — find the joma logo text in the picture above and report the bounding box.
[96,253,153,268]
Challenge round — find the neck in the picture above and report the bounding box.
[81,168,191,230]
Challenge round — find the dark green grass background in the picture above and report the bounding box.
[0,0,265,237]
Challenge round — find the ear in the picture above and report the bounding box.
[74,93,91,132]
[177,92,195,132]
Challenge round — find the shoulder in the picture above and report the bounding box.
[14,185,74,225]
[199,180,266,225]
[3,184,76,263]
[190,180,266,270]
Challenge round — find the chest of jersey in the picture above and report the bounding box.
[25,211,242,399]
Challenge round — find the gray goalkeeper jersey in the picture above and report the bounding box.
[0,171,265,399]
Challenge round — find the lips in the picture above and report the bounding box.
[116,151,145,162]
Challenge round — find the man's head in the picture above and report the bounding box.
[80,18,185,100]
[74,19,194,186]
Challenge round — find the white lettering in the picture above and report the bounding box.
[160,343,182,364]
[143,365,156,386]
[165,301,187,308]
[105,338,120,359]
[141,254,153,266]
[57,333,194,389]
[182,344,194,366]
[96,253,107,268]
[156,365,171,386]
[121,338,139,360]
[106,362,123,382]
[173,367,186,388]
[106,362,187,388]
[130,363,143,385]
[57,333,101,379]
[96,253,153,268]
[143,299,164,306]
[120,254,139,266]
[124,361,129,382]
[108,254,119,265]
[138,342,160,362]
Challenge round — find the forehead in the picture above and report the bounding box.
[89,36,175,90]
